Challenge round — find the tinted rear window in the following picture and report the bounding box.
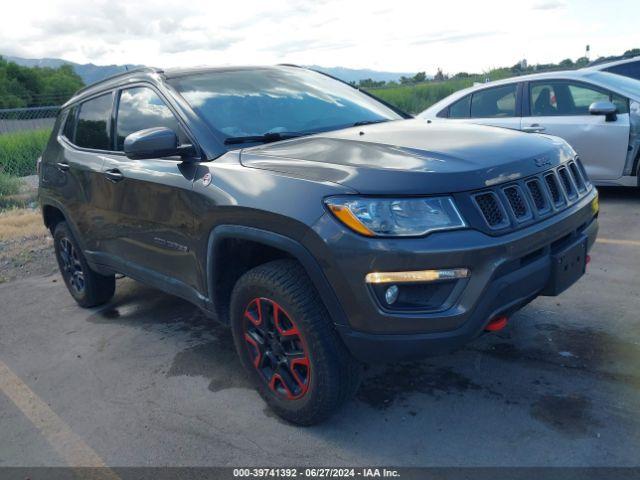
[604,61,640,81]
[470,85,517,118]
[448,95,471,118]
[75,93,113,150]
[62,106,77,141]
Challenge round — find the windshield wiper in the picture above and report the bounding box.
[224,131,313,145]
[352,119,390,127]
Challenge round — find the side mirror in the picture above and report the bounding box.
[124,127,194,160]
[589,101,618,122]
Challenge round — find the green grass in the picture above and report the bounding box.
[368,68,517,114]
[0,129,51,177]
[0,172,21,196]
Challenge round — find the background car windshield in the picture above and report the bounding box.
[168,68,402,139]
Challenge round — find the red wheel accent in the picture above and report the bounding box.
[242,297,311,400]
[244,333,262,368]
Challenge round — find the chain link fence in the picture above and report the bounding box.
[0,106,60,135]
[0,106,60,182]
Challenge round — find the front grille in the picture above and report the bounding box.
[503,185,530,220]
[472,161,592,233]
[474,192,506,227]
[575,158,590,186]
[545,173,563,205]
[558,167,577,199]
[526,179,548,212]
[569,161,586,192]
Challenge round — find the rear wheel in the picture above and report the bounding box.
[53,222,115,308]
[230,259,361,425]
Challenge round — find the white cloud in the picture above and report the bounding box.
[0,0,638,74]
[531,0,566,10]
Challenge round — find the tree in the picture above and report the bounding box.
[0,56,84,108]
[358,78,386,88]
[559,58,574,68]
[434,68,447,81]
[412,72,426,83]
[574,56,590,68]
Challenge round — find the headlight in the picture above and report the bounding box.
[325,196,466,237]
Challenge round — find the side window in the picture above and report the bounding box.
[531,81,628,116]
[470,85,517,118]
[567,84,609,114]
[75,94,113,150]
[611,93,629,114]
[62,106,77,141]
[115,87,188,151]
[530,83,559,116]
[604,62,640,81]
[448,95,471,119]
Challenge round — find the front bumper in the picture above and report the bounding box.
[308,189,598,363]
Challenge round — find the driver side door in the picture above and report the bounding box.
[96,86,201,291]
[523,80,630,181]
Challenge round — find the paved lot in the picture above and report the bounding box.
[1,187,639,468]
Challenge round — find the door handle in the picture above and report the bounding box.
[56,162,70,172]
[103,169,124,183]
[523,124,546,133]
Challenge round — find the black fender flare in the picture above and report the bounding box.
[206,225,348,326]
[40,198,88,252]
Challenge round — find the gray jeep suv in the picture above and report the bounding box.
[39,65,599,424]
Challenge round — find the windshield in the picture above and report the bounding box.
[168,67,402,143]
[585,71,640,100]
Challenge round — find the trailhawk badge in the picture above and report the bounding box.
[202,173,212,186]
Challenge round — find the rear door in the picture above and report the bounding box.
[96,85,201,289]
[523,80,630,180]
[43,93,115,251]
[442,83,523,131]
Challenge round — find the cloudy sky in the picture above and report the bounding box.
[1,0,638,74]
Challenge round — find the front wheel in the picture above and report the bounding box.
[230,259,361,425]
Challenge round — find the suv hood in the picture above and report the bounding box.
[240,119,576,194]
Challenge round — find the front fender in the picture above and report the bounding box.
[206,225,348,327]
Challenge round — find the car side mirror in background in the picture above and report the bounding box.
[589,101,618,122]
[124,127,196,160]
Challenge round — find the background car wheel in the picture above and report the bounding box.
[230,259,362,425]
[53,222,115,308]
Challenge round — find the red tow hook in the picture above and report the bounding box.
[485,315,508,332]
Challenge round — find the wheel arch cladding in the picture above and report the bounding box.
[207,225,348,327]
[42,204,66,232]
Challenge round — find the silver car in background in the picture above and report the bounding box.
[584,55,640,81]
[419,70,640,187]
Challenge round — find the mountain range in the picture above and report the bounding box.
[4,55,416,86]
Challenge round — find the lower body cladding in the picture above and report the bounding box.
[310,189,599,363]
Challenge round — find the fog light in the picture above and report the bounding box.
[365,268,470,284]
[385,285,399,305]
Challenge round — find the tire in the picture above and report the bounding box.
[53,221,115,308]
[230,259,362,425]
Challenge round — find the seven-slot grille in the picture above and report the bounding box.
[545,173,563,206]
[473,159,591,231]
[503,185,530,220]
[473,192,507,227]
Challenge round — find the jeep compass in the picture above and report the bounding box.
[39,65,599,424]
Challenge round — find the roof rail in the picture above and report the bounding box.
[73,66,164,96]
